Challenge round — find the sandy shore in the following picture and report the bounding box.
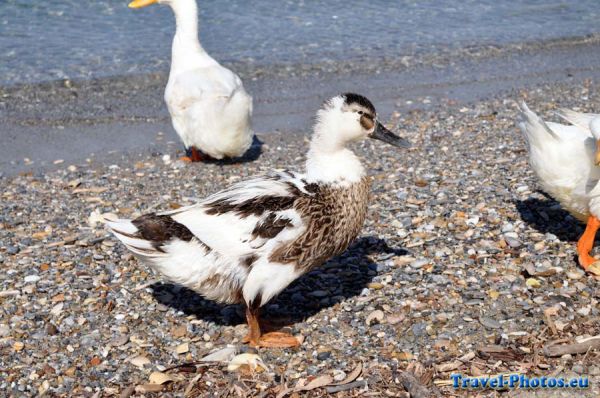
[1,73,600,396]
[2,36,600,176]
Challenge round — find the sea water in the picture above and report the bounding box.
[1,0,598,85]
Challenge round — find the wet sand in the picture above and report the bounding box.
[1,36,600,176]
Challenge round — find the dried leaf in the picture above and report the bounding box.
[149,371,175,385]
[129,355,151,368]
[134,384,164,393]
[295,375,334,391]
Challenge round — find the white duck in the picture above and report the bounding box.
[129,0,253,161]
[105,93,411,347]
[518,102,600,276]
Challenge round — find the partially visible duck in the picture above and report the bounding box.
[518,102,600,276]
[129,0,253,161]
[105,93,412,347]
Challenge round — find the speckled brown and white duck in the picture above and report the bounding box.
[105,93,411,348]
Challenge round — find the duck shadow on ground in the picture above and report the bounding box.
[514,193,584,243]
[184,135,264,165]
[150,236,407,327]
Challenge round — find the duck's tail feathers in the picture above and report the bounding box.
[103,216,166,258]
[555,108,594,132]
[517,101,559,141]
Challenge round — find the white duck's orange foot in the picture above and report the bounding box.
[577,215,600,276]
[179,156,193,163]
[256,332,300,348]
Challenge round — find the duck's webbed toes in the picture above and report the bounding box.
[257,331,300,348]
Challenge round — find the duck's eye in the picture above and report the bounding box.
[357,111,364,115]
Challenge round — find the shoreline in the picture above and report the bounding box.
[1,35,600,176]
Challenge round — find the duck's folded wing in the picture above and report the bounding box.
[168,66,241,111]
[164,171,313,258]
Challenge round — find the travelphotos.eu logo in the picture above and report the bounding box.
[451,374,589,390]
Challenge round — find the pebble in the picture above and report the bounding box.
[504,237,521,248]
[24,275,40,283]
[479,317,501,329]
[410,259,429,269]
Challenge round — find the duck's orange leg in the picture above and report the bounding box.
[243,307,262,347]
[190,147,203,162]
[179,147,205,163]
[242,307,300,348]
[577,216,600,275]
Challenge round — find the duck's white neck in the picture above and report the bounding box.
[306,119,365,185]
[169,0,214,73]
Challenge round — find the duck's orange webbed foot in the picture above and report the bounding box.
[256,332,300,348]
[180,147,206,163]
[577,216,600,276]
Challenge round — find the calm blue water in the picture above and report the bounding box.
[1,0,598,85]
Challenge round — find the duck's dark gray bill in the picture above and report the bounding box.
[371,122,412,148]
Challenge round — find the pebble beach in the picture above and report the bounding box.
[1,78,600,396]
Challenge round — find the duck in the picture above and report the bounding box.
[518,102,600,276]
[129,0,254,162]
[105,93,412,347]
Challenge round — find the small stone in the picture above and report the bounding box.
[171,325,187,338]
[13,342,24,352]
[588,366,600,376]
[504,237,521,248]
[317,351,332,360]
[89,357,102,367]
[367,282,384,290]
[110,334,129,347]
[526,278,541,288]
[572,364,585,375]
[394,352,413,361]
[410,259,429,269]
[576,306,591,316]
[45,323,59,336]
[24,275,40,283]
[176,343,189,354]
[366,310,384,326]
[0,324,9,337]
[567,270,584,280]
[479,317,501,329]
[332,370,347,382]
